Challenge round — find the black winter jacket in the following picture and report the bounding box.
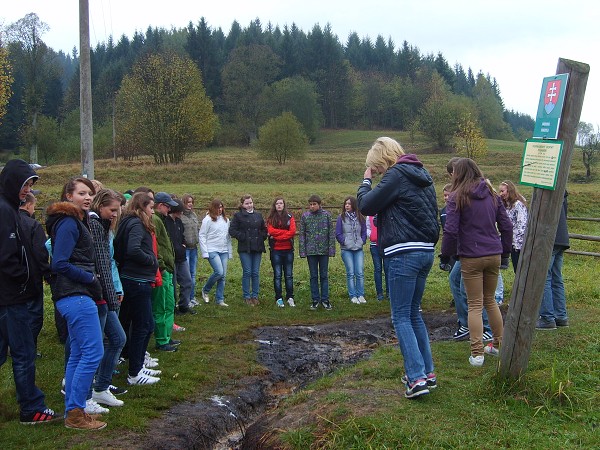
[18,209,51,302]
[0,159,39,306]
[114,215,158,282]
[357,154,439,257]
[229,209,267,254]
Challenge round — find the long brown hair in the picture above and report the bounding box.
[500,180,527,209]
[124,192,155,233]
[60,177,95,201]
[207,198,227,222]
[341,196,364,223]
[267,196,290,228]
[450,158,496,211]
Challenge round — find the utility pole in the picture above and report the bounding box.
[79,0,94,179]
[499,58,589,379]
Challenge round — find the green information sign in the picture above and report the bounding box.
[520,139,563,190]
[533,73,569,140]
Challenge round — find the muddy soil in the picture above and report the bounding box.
[104,312,458,449]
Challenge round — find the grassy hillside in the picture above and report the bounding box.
[1,130,598,448]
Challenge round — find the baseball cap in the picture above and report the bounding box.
[154,192,178,207]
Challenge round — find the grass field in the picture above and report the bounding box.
[1,130,598,448]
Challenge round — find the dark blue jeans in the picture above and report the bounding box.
[121,279,154,377]
[270,249,294,300]
[369,244,386,299]
[26,296,44,349]
[239,252,262,299]
[0,303,47,415]
[450,260,491,333]
[388,251,435,383]
[306,255,329,302]
[94,310,126,392]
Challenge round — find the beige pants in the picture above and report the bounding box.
[461,255,504,356]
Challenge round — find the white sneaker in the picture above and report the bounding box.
[358,296,367,304]
[201,291,210,303]
[92,389,124,407]
[351,297,360,304]
[127,372,160,385]
[61,378,66,395]
[484,343,500,357]
[85,398,110,414]
[141,367,162,376]
[469,355,485,367]
[144,351,158,362]
[144,357,159,368]
[189,298,199,307]
[217,302,229,307]
[287,298,295,307]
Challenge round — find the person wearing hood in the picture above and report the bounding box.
[0,159,60,425]
[440,158,512,368]
[45,177,106,430]
[357,137,440,399]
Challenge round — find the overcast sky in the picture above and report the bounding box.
[2,0,598,124]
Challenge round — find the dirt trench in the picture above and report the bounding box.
[105,312,457,449]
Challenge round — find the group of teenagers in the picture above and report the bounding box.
[0,137,572,432]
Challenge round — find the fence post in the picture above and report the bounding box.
[499,58,589,379]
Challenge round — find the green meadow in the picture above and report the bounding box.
[1,130,598,448]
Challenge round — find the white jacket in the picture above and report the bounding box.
[199,214,233,258]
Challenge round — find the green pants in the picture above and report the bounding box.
[151,270,175,346]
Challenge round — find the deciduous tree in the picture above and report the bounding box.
[255,111,307,164]
[455,113,487,160]
[0,39,13,126]
[116,52,217,164]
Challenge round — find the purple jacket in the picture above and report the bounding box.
[441,179,512,258]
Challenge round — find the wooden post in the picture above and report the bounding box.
[499,58,589,378]
[79,0,94,179]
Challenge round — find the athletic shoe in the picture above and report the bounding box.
[287,298,296,307]
[127,371,160,385]
[469,355,485,367]
[145,351,158,361]
[310,301,319,310]
[244,298,254,306]
[109,385,127,396]
[169,339,181,346]
[217,302,229,307]
[92,389,124,407]
[144,358,159,368]
[118,356,126,365]
[484,343,499,357]
[202,291,210,303]
[358,296,367,304]
[276,298,285,308]
[536,318,557,330]
[453,325,469,340]
[322,301,332,310]
[173,323,186,332]
[84,398,109,414]
[350,297,360,304]
[156,343,178,352]
[495,297,504,306]
[20,408,60,425]
[189,298,199,307]
[555,318,569,327]
[176,306,197,315]
[141,367,162,376]
[251,297,260,306]
[426,372,437,389]
[404,379,429,399]
[482,331,493,342]
[60,378,66,395]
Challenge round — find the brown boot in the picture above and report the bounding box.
[65,408,107,430]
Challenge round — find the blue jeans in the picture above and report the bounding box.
[370,245,387,299]
[307,255,330,302]
[239,252,262,299]
[204,252,229,303]
[175,259,193,310]
[0,303,47,415]
[450,260,491,332]
[186,247,198,300]
[387,251,435,383]
[341,249,365,298]
[56,295,104,412]
[121,279,154,377]
[495,273,504,302]
[94,310,126,392]
[26,296,44,349]
[539,248,567,321]
[270,249,294,299]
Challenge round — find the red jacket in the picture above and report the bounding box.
[267,215,296,251]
